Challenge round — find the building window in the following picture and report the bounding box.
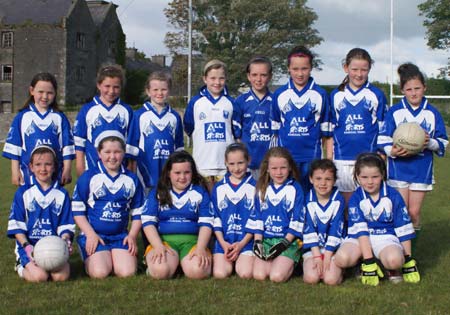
[1,65,12,81]
[76,32,86,49]
[76,66,86,82]
[2,32,13,47]
[108,40,116,56]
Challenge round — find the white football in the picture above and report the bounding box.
[392,122,426,155]
[34,236,69,272]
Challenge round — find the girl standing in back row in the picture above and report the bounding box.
[378,63,448,253]
[328,48,387,205]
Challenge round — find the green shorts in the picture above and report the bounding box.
[263,237,302,263]
[145,234,201,260]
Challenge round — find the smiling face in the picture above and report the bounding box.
[98,140,124,174]
[268,156,290,186]
[203,67,226,98]
[288,56,312,90]
[29,80,56,112]
[29,152,55,186]
[147,79,169,108]
[402,78,426,107]
[97,76,122,106]
[310,168,335,199]
[225,150,249,183]
[356,166,383,198]
[169,161,193,193]
[344,58,370,90]
[247,63,272,95]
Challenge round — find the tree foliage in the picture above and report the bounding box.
[164,0,323,93]
[418,0,450,50]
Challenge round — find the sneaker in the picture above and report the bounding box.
[14,259,24,278]
[387,270,403,283]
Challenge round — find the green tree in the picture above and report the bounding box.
[164,0,323,93]
[418,0,450,50]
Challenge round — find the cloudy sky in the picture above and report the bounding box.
[112,0,448,86]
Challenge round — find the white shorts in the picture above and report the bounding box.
[240,250,254,257]
[199,169,227,177]
[387,179,432,191]
[342,235,402,258]
[335,160,357,192]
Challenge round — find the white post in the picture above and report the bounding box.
[390,0,394,107]
[188,0,192,102]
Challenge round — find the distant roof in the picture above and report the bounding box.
[86,1,114,27]
[126,57,167,73]
[0,0,74,25]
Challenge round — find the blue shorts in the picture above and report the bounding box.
[213,239,253,255]
[77,232,129,261]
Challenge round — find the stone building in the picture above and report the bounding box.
[0,0,125,112]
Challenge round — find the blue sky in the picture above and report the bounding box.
[112,0,448,85]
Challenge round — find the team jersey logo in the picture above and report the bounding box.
[344,114,365,133]
[204,122,226,142]
[250,122,271,142]
[223,110,230,119]
[199,112,206,120]
[288,116,309,135]
[143,123,155,136]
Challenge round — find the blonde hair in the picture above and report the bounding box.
[256,147,300,201]
[203,59,226,77]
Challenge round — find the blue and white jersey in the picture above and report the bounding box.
[303,188,345,252]
[330,82,387,160]
[126,102,184,189]
[212,173,258,243]
[378,97,448,184]
[73,96,133,170]
[233,89,272,170]
[184,86,236,174]
[7,179,75,244]
[141,184,213,235]
[72,161,144,236]
[347,182,414,242]
[2,103,75,184]
[271,77,330,163]
[253,178,305,239]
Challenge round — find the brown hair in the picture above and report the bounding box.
[96,64,125,86]
[287,46,314,67]
[21,72,60,112]
[145,70,172,90]
[256,147,300,200]
[97,135,126,152]
[246,56,273,74]
[203,59,226,77]
[29,145,58,181]
[397,62,426,90]
[309,158,337,181]
[353,152,387,183]
[338,48,373,91]
[157,150,207,207]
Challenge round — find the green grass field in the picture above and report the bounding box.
[1,151,449,315]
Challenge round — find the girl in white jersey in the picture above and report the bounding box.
[184,60,236,191]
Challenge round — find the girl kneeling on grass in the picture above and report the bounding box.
[252,147,305,282]
[211,143,257,279]
[142,151,213,279]
[7,146,74,282]
[334,153,420,286]
[302,159,344,285]
[72,135,144,279]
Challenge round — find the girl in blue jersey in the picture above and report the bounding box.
[142,151,213,279]
[334,153,420,285]
[3,72,75,186]
[303,159,344,285]
[7,146,74,282]
[212,143,257,279]
[329,48,387,205]
[378,63,448,253]
[72,135,144,279]
[252,147,304,282]
[127,71,184,192]
[271,46,331,194]
[74,65,133,177]
[184,59,237,191]
[233,56,273,180]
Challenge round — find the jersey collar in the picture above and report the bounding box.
[93,95,122,110]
